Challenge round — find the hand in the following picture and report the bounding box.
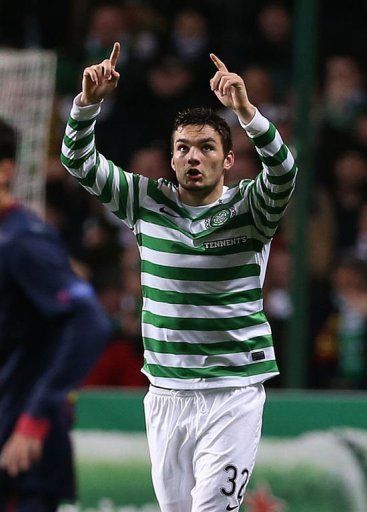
[0,433,43,477]
[209,53,256,124]
[81,42,121,106]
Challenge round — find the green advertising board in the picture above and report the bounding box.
[58,390,367,512]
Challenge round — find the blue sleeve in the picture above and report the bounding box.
[8,229,81,317]
[19,289,111,421]
[8,229,111,422]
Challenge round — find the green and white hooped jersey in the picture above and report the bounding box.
[61,96,297,389]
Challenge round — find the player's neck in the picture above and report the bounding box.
[178,185,224,206]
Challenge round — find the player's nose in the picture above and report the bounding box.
[187,147,201,165]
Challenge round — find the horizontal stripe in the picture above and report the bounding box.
[141,272,261,295]
[138,219,268,252]
[259,174,294,201]
[61,148,95,170]
[143,297,263,319]
[147,181,190,218]
[141,285,262,306]
[266,162,297,185]
[140,207,192,237]
[144,346,275,367]
[143,359,278,379]
[63,132,94,150]
[141,246,256,269]
[139,219,193,246]
[252,185,287,215]
[260,144,288,167]
[140,207,254,242]
[143,334,273,355]
[137,232,264,255]
[142,310,267,331]
[251,198,280,229]
[248,192,272,239]
[147,181,243,223]
[142,317,271,344]
[260,151,295,179]
[251,123,275,148]
[77,156,99,187]
[141,260,260,281]
[67,115,95,131]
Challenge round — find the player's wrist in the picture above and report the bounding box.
[14,414,50,441]
[80,93,102,107]
[235,104,257,125]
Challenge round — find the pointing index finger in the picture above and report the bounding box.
[109,42,120,69]
[210,53,228,72]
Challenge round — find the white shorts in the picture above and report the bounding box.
[144,383,265,512]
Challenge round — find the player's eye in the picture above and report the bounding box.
[177,145,188,153]
[202,144,214,152]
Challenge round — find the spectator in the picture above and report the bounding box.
[313,256,367,389]
[321,55,367,132]
[84,3,131,66]
[316,55,367,175]
[240,65,290,124]
[84,269,147,388]
[129,144,171,181]
[263,246,293,386]
[248,2,293,101]
[331,150,367,251]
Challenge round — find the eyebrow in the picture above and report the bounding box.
[175,137,217,145]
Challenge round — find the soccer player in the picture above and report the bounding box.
[61,42,297,512]
[0,118,110,512]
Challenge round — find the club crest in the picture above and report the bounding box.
[205,206,236,229]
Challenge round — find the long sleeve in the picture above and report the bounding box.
[7,229,111,440]
[61,94,142,228]
[240,110,297,239]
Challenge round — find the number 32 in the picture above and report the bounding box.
[220,464,249,501]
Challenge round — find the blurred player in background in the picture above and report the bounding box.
[61,43,297,511]
[0,118,110,511]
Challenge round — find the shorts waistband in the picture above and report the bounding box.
[148,384,246,397]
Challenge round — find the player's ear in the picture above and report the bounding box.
[171,155,176,173]
[223,151,234,171]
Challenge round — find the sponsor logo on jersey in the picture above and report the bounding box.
[203,235,248,249]
[205,206,236,229]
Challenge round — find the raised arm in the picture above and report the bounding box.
[80,42,120,105]
[61,42,142,228]
[210,53,297,239]
[209,53,256,125]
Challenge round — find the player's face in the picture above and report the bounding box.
[171,124,234,204]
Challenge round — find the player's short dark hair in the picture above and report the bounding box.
[0,118,17,161]
[172,107,233,156]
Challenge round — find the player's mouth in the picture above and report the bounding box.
[186,168,203,180]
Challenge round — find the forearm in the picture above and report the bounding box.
[60,94,136,224]
[241,110,298,238]
[61,94,101,181]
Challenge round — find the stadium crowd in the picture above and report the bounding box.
[1,0,367,390]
